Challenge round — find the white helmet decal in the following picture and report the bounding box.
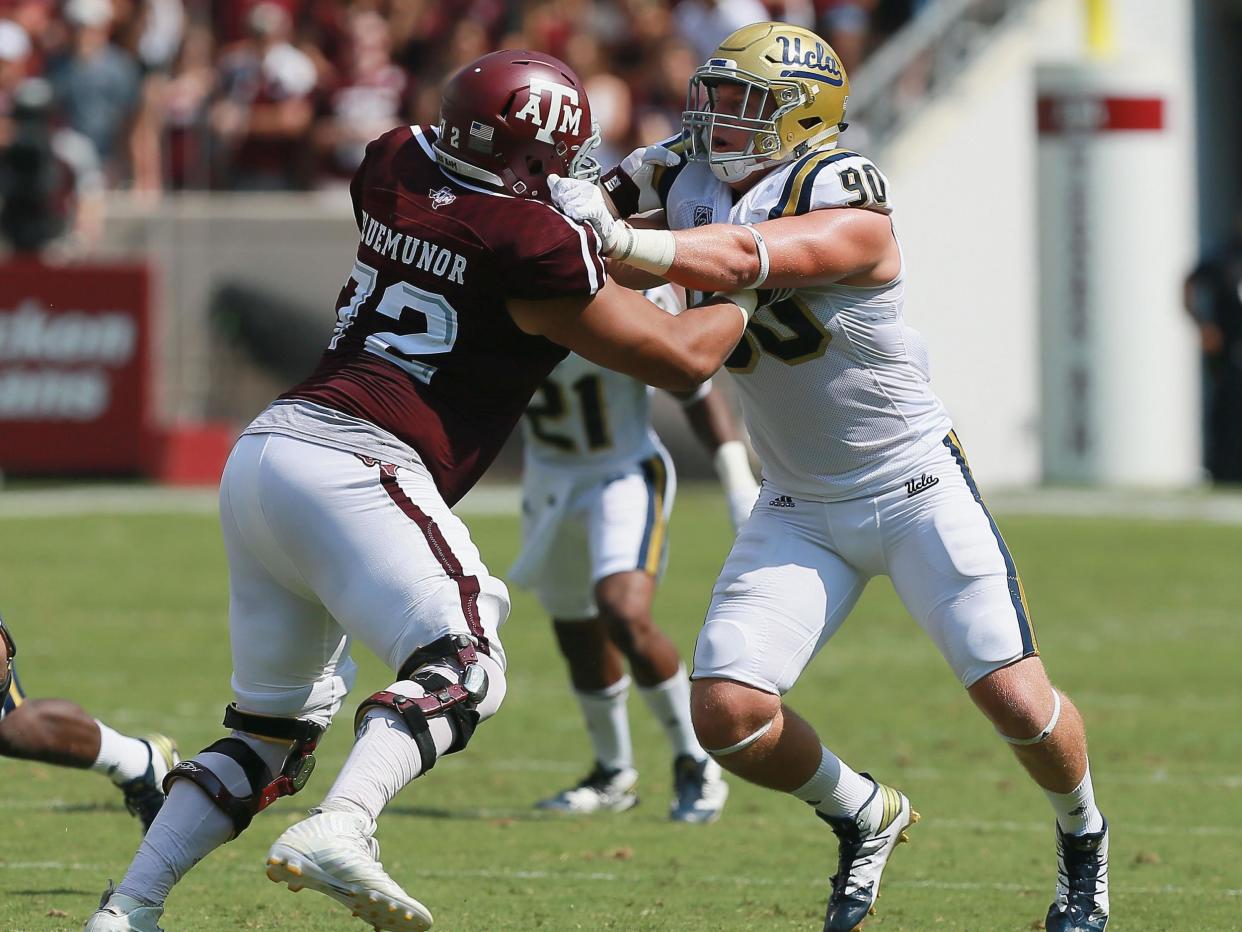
[513,78,584,144]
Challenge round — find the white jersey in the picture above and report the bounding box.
[522,285,683,474]
[659,148,952,500]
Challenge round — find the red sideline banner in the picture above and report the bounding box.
[0,259,152,474]
[1037,95,1165,135]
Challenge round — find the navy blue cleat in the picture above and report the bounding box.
[117,734,180,834]
[669,753,729,823]
[1045,819,1110,931]
[819,775,918,932]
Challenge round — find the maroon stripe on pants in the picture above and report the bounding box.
[379,470,489,655]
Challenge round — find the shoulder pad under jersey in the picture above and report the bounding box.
[757,150,894,220]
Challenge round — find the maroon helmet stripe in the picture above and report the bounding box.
[379,471,489,654]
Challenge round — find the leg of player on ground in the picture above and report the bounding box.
[0,702,178,826]
[0,625,178,835]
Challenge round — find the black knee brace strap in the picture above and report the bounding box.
[162,704,323,837]
[396,632,485,681]
[355,634,488,774]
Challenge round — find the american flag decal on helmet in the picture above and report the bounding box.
[468,121,495,153]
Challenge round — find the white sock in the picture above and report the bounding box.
[1046,765,1105,835]
[791,745,878,822]
[91,722,153,785]
[637,665,705,760]
[319,667,458,823]
[116,734,289,906]
[575,675,633,772]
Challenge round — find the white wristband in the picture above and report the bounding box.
[741,224,770,289]
[610,224,675,275]
[714,440,757,496]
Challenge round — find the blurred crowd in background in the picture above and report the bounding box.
[0,0,928,199]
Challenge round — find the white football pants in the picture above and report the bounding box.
[218,432,510,728]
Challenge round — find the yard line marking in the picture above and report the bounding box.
[5,799,1240,840]
[1,861,1239,899]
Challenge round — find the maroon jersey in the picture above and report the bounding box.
[284,124,607,503]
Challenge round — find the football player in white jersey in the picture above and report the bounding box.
[512,283,756,823]
[551,23,1109,932]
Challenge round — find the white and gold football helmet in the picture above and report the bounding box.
[683,22,850,183]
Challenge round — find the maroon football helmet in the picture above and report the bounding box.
[434,50,601,200]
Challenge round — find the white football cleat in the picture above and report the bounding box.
[669,753,729,824]
[83,886,164,932]
[266,808,434,931]
[534,762,639,814]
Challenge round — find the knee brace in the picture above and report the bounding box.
[997,689,1061,746]
[354,634,489,774]
[704,718,775,757]
[162,704,324,837]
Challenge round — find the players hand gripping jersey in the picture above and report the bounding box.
[247,123,607,505]
[648,147,952,502]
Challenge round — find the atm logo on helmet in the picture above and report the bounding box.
[776,36,844,86]
[513,78,583,143]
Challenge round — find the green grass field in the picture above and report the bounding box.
[2,487,1240,931]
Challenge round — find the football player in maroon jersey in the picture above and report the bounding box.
[88,50,756,932]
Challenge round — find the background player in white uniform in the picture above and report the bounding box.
[511,283,756,822]
[552,23,1110,932]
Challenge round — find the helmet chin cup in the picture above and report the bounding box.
[710,157,766,184]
